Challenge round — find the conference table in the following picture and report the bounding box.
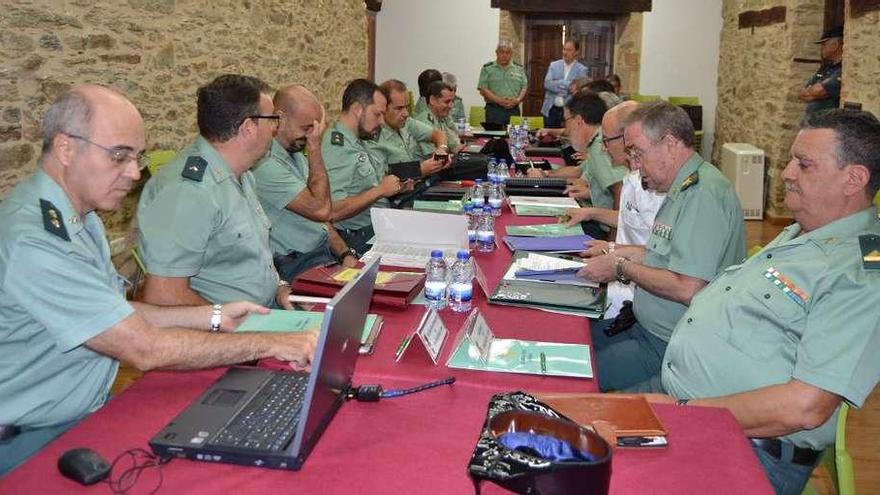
[2,203,773,494]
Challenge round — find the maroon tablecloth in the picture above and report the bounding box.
[1,369,772,494]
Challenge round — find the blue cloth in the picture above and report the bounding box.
[498,432,595,462]
[541,59,589,118]
[751,443,820,495]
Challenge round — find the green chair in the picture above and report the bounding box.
[406,90,414,115]
[873,189,880,207]
[629,94,662,103]
[510,115,544,129]
[803,402,856,495]
[129,246,147,301]
[469,106,486,127]
[668,96,700,106]
[146,150,177,177]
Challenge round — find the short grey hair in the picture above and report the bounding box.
[41,89,92,152]
[622,100,695,149]
[597,91,622,109]
[497,39,513,51]
[442,72,457,89]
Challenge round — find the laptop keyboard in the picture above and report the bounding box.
[209,372,308,452]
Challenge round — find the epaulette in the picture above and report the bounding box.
[483,61,494,67]
[512,61,522,67]
[181,156,208,182]
[331,131,344,146]
[859,234,880,270]
[680,171,699,191]
[40,199,70,241]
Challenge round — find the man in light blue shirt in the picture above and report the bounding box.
[542,40,589,128]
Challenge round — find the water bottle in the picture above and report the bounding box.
[464,202,477,248]
[487,179,503,217]
[424,250,448,310]
[476,205,496,253]
[449,250,474,313]
[487,157,498,183]
[522,118,530,135]
[456,117,467,135]
[498,159,508,183]
[471,179,485,207]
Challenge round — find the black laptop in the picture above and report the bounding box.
[149,257,381,470]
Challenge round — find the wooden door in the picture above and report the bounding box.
[524,25,563,116]
[571,21,614,80]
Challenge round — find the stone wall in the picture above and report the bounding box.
[842,5,880,116]
[0,0,368,257]
[499,10,526,64]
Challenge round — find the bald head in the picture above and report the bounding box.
[601,100,638,166]
[273,84,323,153]
[41,84,141,155]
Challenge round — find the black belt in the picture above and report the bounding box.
[750,438,823,467]
[0,425,21,442]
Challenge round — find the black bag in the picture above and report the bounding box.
[468,391,612,495]
[480,137,514,164]
[437,152,489,181]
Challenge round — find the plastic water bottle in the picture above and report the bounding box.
[456,117,467,135]
[424,250,448,310]
[471,179,485,207]
[487,157,498,183]
[487,179,503,217]
[476,205,496,253]
[449,250,474,313]
[464,202,477,248]
[498,159,508,183]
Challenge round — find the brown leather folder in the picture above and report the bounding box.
[292,263,425,309]
[535,393,667,438]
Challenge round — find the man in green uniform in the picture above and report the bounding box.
[322,78,403,256]
[0,85,317,476]
[478,40,528,126]
[578,101,746,392]
[251,84,358,281]
[366,79,449,180]
[649,109,880,495]
[442,72,467,124]
[413,69,442,117]
[138,75,291,309]
[412,81,463,157]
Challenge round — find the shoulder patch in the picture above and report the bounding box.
[181,156,207,182]
[331,131,344,146]
[680,171,699,192]
[39,199,70,241]
[859,234,880,270]
[512,61,522,67]
[483,61,493,67]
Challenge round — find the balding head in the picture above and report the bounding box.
[41,84,140,155]
[273,84,324,153]
[601,100,638,166]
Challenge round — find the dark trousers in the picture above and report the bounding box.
[273,242,336,283]
[485,103,519,126]
[544,106,564,129]
[751,442,822,495]
[590,319,668,392]
[338,225,375,258]
[0,419,80,477]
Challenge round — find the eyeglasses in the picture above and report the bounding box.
[601,134,624,148]
[243,115,281,127]
[624,135,667,163]
[66,134,148,170]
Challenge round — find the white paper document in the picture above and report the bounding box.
[507,196,580,208]
[361,208,468,268]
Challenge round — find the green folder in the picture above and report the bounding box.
[505,223,585,237]
[236,310,383,354]
[446,338,593,379]
[513,204,569,217]
[489,251,606,318]
[412,200,463,213]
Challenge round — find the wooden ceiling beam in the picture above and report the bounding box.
[490,0,652,14]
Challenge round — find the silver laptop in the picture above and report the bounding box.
[149,257,380,470]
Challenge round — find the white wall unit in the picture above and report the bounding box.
[721,143,765,220]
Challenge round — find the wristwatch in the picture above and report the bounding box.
[337,247,358,263]
[676,398,690,406]
[210,304,222,332]
[614,256,631,285]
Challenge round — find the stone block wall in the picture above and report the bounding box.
[842,5,880,116]
[0,0,368,258]
[499,10,525,63]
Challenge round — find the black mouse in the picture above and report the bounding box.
[57,448,111,485]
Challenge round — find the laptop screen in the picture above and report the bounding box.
[287,257,380,458]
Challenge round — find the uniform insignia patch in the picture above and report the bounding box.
[331,131,344,146]
[40,199,70,241]
[859,234,880,270]
[652,221,673,240]
[181,156,207,182]
[680,171,700,191]
[764,266,808,305]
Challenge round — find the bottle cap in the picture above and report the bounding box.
[457,250,469,260]
[431,249,443,258]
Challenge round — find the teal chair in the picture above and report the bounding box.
[803,402,856,495]
[146,149,176,176]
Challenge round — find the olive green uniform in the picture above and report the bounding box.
[412,110,461,157]
[0,170,133,473]
[137,136,277,306]
[365,119,435,176]
[478,60,527,125]
[663,207,880,450]
[580,130,627,210]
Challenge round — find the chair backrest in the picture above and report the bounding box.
[668,96,700,106]
[510,115,544,129]
[469,106,486,127]
[629,94,662,103]
[834,402,856,495]
[146,150,177,176]
[406,90,414,115]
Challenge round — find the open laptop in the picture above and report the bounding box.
[149,257,380,470]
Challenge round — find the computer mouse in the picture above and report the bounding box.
[57,447,111,485]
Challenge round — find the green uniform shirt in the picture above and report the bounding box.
[633,153,746,341]
[322,121,386,231]
[0,170,132,428]
[412,110,461,157]
[365,119,435,176]
[413,96,427,117]
[252,138,329,255]
[662,207,880,450]
[478,60,527,99]
[137,136,277,306]
[580,130,627,209]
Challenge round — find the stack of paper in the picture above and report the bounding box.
[503,234,593,253]
[508,196,579,217]
[412,200,463,213]
[505,223,585,237]
[507,252,596,288]
[360,208,468,268]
